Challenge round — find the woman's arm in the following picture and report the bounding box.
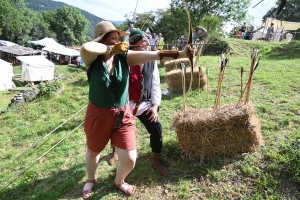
[80,42,111,68]
[127,47,190,66]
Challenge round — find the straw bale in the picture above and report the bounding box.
[172,103,263,160]
[165,67,207,94]
[164,58,190,72]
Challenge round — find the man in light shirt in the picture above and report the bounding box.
[109,29,170,176]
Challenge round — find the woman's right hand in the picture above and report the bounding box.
[111,42,129,55]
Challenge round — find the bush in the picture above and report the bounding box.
[38,81,63,97]
[202,38,230,56]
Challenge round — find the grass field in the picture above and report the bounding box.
[0,39,300,199]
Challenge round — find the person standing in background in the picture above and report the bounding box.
[123,23,135,44]
[109,29,170,176]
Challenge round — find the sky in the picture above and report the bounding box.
[55,0,277,30]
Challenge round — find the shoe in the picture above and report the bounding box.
[151,152,170,176]
[114,181,135,195]
[82,179,96,199]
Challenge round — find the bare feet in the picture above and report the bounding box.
[115,181,135,195]
[82,179,96,199]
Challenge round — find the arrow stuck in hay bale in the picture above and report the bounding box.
[172,103,263,160]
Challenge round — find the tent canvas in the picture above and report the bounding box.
[0,40,17,46]
[263,18,300,31]
[42,45,80,57]
[0,59,14,91]
[252,28,294,42]
[28,37,63,47]
[16,56,55,82]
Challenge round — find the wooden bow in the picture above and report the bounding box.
[182,0,193,111]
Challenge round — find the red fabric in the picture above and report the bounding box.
[129,65,142,101]
[84,102,136,152]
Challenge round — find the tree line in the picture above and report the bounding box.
[1,0,298,47]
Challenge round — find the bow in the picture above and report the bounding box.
[182,0,194,109]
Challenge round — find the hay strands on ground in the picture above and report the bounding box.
[214,52,230,109]
[236,48,260,107]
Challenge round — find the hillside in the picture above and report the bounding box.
[24,0,123,39]
[226,38,300,59]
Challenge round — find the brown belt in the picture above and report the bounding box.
[132,101,141,116]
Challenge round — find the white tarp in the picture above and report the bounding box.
[0,40,17,46]
[28,37,63,47]
[0,59,14,91]
[252,28,293,42]
[16,56,55,82]
[263,18,300,31]
[42,45,80,56]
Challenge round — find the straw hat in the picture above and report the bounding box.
[93,21,128,42]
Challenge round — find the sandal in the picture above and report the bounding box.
[82,179,96,199]
[114,181,135,195]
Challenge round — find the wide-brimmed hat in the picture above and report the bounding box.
[93,21,128,42]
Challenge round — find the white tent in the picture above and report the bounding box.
[263,18,300,31]
[252,28,294,42]
[16,56,55,82]
[0,40,17,46]
[42,45,80,57]
[0,59,14,91]
[28,37,63,47]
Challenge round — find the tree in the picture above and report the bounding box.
[263,0,300,22]
[170,0,251,26]
[53,6,90,45]
[27,11,57,42]
[0,0,29,42]
[154,8,188,44]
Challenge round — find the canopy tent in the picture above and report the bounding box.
[28,37,63,47]
[252,28,293,42]
[42,45,80,64]
[263,18,300,31]
[42,45,80,57]
[16,56,55,82]
[0,40,17,46]
[0,59,14,91]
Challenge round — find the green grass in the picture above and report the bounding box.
[0,39,300,199]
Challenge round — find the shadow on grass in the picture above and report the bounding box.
[0,163,86,200]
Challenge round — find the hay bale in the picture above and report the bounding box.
[172,103,263,160]
[164,58,190,72]
[165,67,207,94]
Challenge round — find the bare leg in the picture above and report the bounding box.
[115,147,136,183]
[83,148,100,198]
[114,147,136,194]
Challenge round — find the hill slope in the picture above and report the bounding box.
[24,0,123,38]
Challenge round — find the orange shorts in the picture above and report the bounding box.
[84,102,136,153]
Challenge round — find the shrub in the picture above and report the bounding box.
[38,81,63,97]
